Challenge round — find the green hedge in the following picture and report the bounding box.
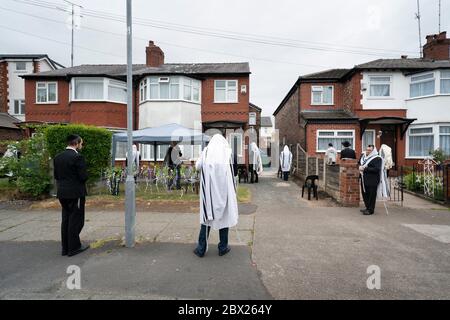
[44,124,112,184]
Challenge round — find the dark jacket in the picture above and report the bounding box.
[340,147,356,160]
[359,155,382,188]
[54,149,88,199]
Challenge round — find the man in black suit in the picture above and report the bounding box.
[54,134,89,256]
[358,144,382,215]
[340,141,356,160]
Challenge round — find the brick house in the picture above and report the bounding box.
[0,54,63,122]
[274,32,450,169]
[0,113,23,155]
[22,41,252,163]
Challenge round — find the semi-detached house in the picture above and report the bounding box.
[274,31,450,169]
[21,41,252,163]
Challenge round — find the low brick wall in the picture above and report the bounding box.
[293,148,360,206]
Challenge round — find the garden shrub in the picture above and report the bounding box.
[44,124,112,184]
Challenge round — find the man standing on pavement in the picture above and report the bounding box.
[358,144,382,215]
[54,134,89,257]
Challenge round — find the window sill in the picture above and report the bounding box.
[140,99,201,105]
[214,101,239,104]
[405,94,444,101]
[366,97,394,100]
[36,102,58,105]
[311,104,334,106]
[71,99,127,104]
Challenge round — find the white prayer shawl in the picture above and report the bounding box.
[250,142,263,174]
[280,145,292,172]
[360,147,390,199]
[195,134,238,230]
[126,145,140,168]
[379,144,394,170]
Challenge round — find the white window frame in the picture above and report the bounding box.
[440,70,450,95]
[139,78,148,102]
[249,112,257,125]
[368,75,392,98]
[139,76,201,104]
[362,129,376,152]
[316,129,355,153]
[409,72,436,99]
[15,61,27,71]
[311,85,334,105]
[36,81,58,104]
[228,133,243,157]
[406,126,435,158]
[214,80,238,103]
[13,99,25,115]
[71,77,127,104]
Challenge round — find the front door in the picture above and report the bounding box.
[380,125,396,170]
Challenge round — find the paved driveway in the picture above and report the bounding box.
[251,171,450,299]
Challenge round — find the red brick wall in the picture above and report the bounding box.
[423,34,450,60]
[25,78,128,128]
[201,76,249,124]
[339,159,360,207]
[0,62,8,113]
[300,82,344,110]
[274,86,303,149]
[343,72,362,113]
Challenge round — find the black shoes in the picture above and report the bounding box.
[68,244,90,257]
[361,209,374,215]
[219,247,231,256]
[193,248,205,258]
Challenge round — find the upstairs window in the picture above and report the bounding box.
[214,80,238,103]
[14,100,25,115]
[15,62,26,71]
[441,70,450,94]
[74,78,104,100]
[369,76,391,97]
[36,82,57,103]
[72,77,127,103]
[311,86,333,105]
[410,73,435,98]
[142,76,199,102]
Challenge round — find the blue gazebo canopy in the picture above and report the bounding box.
[111,123,209,165]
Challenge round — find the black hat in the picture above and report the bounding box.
[342,141,351,148]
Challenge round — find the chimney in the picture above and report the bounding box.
[423,31,450,60]
[145,41,164,67]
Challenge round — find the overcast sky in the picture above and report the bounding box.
[1,0,448,115]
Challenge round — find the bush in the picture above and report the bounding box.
[0,132,51,197]
[44,124,112,184]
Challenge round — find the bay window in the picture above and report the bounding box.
[72,77,126,103]
[36,82,57,103]
[214,80,238,103]
[317,130,354,152]
[140,76,199,102]
[228,133,243,157]
[410,73,435,98]
[311,86,333,105]
[441,70,450,94]
[408,127,434,157]
[439,126,450,155]
[369,76,391,97]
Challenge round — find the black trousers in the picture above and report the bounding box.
[196,225,229,255]
[250,170,258,183]
[361,181,377,213]
[283,171,290,181]
[59,197,85,253]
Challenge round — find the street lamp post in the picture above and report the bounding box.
[125,0,136,248]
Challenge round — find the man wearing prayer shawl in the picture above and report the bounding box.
[193,134,239,257]
[249,142,263,183]
[280,145,293,181]
[358,144,389,215]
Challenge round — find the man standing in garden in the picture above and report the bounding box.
[54,134,89,257]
